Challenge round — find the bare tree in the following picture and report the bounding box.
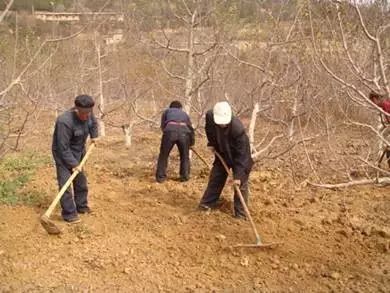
[307,0,390,188]
[151,0,220,114]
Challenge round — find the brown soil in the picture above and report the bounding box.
[0,131,389,292]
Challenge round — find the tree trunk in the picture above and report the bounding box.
[122,124,132,148]
[96,33,106,137]
[288,88,299,141]
[183,10,196,114]
[249,102,259,153]
[377,115,385,159]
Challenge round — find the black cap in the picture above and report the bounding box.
[169,100,182,109]
[74,95,95,108]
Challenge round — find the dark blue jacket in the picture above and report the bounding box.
[52,108,98,168]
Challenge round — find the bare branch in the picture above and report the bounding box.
[0,0,14,23]
[0,26,87,101]
[252,134,284,159]
[308,177,390,189]
[161,60,186,81]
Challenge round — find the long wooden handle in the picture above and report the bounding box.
[44,143,95,218]
[190,147,211,169]
[214,151,262,244]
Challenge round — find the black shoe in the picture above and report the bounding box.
[180,177,189,182]
[198,199,224,211]
[77,207,92,214]
[198,203,211,211]
[64,215,81,223]
[234,213,247,220]
[156,178,166,183]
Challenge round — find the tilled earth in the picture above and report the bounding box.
[0,134,389,292]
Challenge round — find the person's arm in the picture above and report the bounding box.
[231,120,250,180]
[160,110,167,131]
[205,111,217,148]
[55,121,79,169]
[89,113,99,139]
[186,114,195,146]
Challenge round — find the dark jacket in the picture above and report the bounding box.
[160,108,195,146]
[52,109,98,169]
[205,110,253,180]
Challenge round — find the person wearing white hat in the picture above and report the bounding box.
[199,101,253,219]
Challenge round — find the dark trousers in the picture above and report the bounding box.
[156,130,190,182]
[200,161,251,217]
[56,164,88,220]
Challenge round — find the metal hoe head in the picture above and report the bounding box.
[40,215,62,235]
[233,241,282,249]
[234,236,282,249]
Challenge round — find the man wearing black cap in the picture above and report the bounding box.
[156,100,195,183]
[52,95,98,223]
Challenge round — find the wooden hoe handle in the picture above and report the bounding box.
[214,151,262,245]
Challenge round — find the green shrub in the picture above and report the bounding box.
[0,152,51,205]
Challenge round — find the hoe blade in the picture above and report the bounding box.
[40,215,61,235]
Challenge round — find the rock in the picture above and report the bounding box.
[330,272,341,280]
[361,226,372,237]
[321,217,333,225]
[336,229,350,238]
[123,267,131,275]
[240,256,249,267]
[257,171,273,182]
[349,216,363,230]
[378,241,390,253]
[271,257,280,265]
[215,234,226,241]
[372,227,390,239]
[294,219,305,227]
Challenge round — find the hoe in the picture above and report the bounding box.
[192,147,281,249]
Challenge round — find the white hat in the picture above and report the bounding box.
[213,101,232,125]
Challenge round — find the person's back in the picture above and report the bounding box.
[156,100,194,183]
[205,109,252,172]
